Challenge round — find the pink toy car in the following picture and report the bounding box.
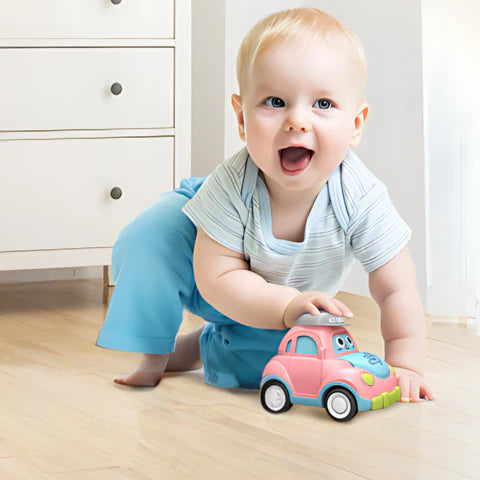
[260,312,400,421]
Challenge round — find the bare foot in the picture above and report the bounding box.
[114,324,206,387]
[114,353,169,386]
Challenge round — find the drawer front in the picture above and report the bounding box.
[0,0,174,39]
[0,137,174,252]
[0,48,174,131]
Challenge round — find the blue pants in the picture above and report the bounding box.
[96,177,287,389]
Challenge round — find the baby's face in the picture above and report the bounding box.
[233,35,367,196]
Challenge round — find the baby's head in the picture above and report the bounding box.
[231,8,369,195]
[236,8,367,106]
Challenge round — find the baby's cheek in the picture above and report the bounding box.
[249,122,272,141]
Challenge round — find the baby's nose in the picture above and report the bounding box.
[283,109,312,133]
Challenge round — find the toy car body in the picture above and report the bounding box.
[260,312,400,421]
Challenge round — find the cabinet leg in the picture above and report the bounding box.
[103,265,110,306]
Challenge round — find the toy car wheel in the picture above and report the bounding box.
[261,380,292,414]
[324,387,358,421]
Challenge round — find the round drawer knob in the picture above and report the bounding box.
[111,0,122,5]
[110,82,123,95]
[110,187,123,200]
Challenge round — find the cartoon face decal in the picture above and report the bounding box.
[333,334,356,354]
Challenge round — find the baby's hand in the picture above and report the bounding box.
[283,291,353,328]
[393,367,435,402]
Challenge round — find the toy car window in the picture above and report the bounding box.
[296,336,318,355]
[286,339,292,353]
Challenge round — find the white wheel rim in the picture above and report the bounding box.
[327,392,351,419]
[265,385,287,411]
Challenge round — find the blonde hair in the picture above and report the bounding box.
[236,8,367,103]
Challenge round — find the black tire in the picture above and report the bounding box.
[324,387,358,421]
[260,380,292,414]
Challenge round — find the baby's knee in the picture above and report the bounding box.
[111,192,197,284]
[117,193,196,256]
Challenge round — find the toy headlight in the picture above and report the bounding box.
[361,372,375,386]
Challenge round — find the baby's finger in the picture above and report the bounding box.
[331,298,354,318]
[312,296,343,316]
[398,375,411,402]
[410,382,421,402]
[420,384,435,401]
[305,303,322,316]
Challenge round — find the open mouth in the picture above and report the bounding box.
[279,146,314,176]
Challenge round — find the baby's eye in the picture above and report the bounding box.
[264,97,285,108]
[313,99,332,109]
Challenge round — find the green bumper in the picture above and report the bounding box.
[371,386,401,410]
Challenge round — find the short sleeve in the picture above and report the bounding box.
[182,161,247,253]
[347,182,412,273]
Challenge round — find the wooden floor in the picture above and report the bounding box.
[0,280,479,480]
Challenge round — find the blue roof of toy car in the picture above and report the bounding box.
[296,311,349,326]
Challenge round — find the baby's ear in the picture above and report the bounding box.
[350,103,369,147]
[231,94,245,141]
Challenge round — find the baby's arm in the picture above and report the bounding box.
[193,228,298,329]
[193,228,351,330]
[368,246,434,402]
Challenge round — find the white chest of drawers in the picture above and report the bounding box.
[0,0,191,278]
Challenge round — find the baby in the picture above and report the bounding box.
[97,8,434,403]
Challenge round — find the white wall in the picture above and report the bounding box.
[221,0,427,304]
[422,0,480,316]
[191,0,226,176]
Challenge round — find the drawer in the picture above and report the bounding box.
[0,48,174,131]
[0,136,174,252]
[0,0,174,39]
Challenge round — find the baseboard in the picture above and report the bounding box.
[0,266,103,284]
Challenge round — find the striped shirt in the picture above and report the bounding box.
[182,147,411,296]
